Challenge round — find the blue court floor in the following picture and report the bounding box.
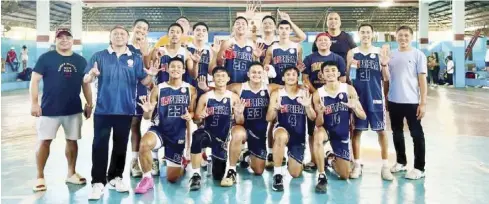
[2,87,489,204]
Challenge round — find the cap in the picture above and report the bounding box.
[56,28,72,38]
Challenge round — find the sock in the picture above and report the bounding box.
[267,148,272,154]
[132,152,138,160]
[382,159,388,167]
[143,171,152,178]
[327,158,333,167]
[151,151,158,159]
[354,159,362,166]
[228,165,236,172]
[317,171,326,177]
[191,168,201,176]
[273,166,282,176]
[245,155,251,163]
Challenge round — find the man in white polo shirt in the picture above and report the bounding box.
[386,25,427,180]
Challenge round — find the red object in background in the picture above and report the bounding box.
[466,72,476,79]
[6,50,16,63]
[224,49,236,59]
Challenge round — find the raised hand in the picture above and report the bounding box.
[278,9,291,22]
[341,98,359,110]
[296,62,306,72]
[191,50,203,63]
[89,62,100,77]
[244,3,257,19]
[380,44,391,65]
[137,35,150,56]
[137,95,156,113]
[211,40,221,54]
[144,60,163,76]
[253,43,265,58]
[197,76,209,91]
[156,47,166,58]
[181,108,192,121]
[233,99,246,115]
[297,91,312,108]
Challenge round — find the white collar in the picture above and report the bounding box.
[107,46,132,56]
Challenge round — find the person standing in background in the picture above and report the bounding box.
[21,45,28,70]
[445,56,454,86]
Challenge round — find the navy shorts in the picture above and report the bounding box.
[148,126,185,165]
[273,125,306,164]
[328,131,351,161]
[355,111,386,131]
[135,82,148,116]
[485,61,489,67]
[246,129,267,160]
[193,128,229,161]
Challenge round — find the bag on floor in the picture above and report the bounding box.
[17,67,32,81]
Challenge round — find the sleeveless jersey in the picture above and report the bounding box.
[270,43,299,85]
[204,90,233,141]
[240,82,269,137]
[187,43,211,95]
[157,46,186,84]
[276,88,307,145]
[151,82,191,144]
[224,38,254,83]
[318,83,350,136]
[352,46,384,112]
[257,36,278,63]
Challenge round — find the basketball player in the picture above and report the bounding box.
[187,22,215,96]
[127,18,150,178]
[347,24,394,181]
[153,16,193,47]
[133,57,197,194]
[302,32,346,171]
[266,66,317,192]
[312,61,365,193]
[188,67,246,190]
[214,17,264,83]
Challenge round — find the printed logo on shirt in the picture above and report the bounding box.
[260,90,266,96]
[370,53,376,59]
[246,47,251,52]
[289,49,295,54]
[178,139,185,144]
[373,100,383,104]
[127,59,134,67]
[58,63,77,78]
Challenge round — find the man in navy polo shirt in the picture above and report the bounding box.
[83,25,160,200]
[30,28,93,192]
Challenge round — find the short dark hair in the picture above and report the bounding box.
[168,23,184,33]
[396,25,413,35]
[262,15,276,24]
[248,61,264,71]
[168,57,184,67]
[321,61,339,73]
[212,66,229,76]
[235,16,248,24]
[277,20,291,28]
[133,19,150,29]
[282,66,300,77]
[358,24,374,32]
[193,22,209,31]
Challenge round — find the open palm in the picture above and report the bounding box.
[137,95,156,113]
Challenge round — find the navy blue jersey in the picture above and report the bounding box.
[270,43,299,85]
[151,82,191,144]
[204,90,233,142]
[276,88,307,145]
[257,37,278,63]
[352,47,384,112]
[303,52,346,89]
[318,83,350,135]
[187,43,211,96]
[224,39,254,83]
[240,82,270,137]
[157,46,187,84]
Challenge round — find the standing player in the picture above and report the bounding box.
[187,22,215,96]
[312,61,365,193]
[266,67,316,192]
[127,18,150,178]
[301,32,346,171]
[214,17,264,84]
[153,16,193,48]
[188,67,247,190]
[133,57,197,194]
[347,24,394,180]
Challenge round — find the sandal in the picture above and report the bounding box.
[32,178,47,192]
[65,173,87,185]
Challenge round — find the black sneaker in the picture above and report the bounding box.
[240,150,251,169]
[315,173,328,193]
[265,153,274,169]
[189,173,201,191]
[272,174,284,191]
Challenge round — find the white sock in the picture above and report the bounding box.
[132,152,138,160]
[327,158,333,166]
[228,165,236,172]
[382,159,388,167]
[191,168,200,176]
[151,151,158,159]
[267,148,272,154]
[273,166,282,176]
[143,171,152,178]
[354,159,362,166]
[317,171,326,177]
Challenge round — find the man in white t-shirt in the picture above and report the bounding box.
[446,56,454,85]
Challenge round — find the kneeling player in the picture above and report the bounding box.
[188,67,246,190]
[266,66,316,192]
[134,57,197,194]
[312,61,366,193]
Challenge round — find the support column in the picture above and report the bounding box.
[418,0,429,55]
[36,0,50,59]
[452,0,465,88]
[71,0,83,55]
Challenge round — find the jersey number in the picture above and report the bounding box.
[168,105,184,117]
[359,69,370,81]
[211,115,219,127]
[246,108,262,120]
[288,115,297,127]
[330,113,341,126]
[233,60,248,71]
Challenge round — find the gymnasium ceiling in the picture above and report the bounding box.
[1,0,489,34]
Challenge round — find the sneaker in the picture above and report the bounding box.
[189,173,202,191]
[130,159,142,177]
[272,174,284,191]
[315,173,328,193]
[265,153,274,169]
[220,169,237,187]
[88,183,105,200]
[404,169,425,180]
[134,177,154,194]
[108,177,129,193]
[152,159,160,176]
[324,151,335,168]
[239,149,251,169]
[390,163,407,173]
[381,166,394,181]
[350,163,363,179]
[304,162,317,171]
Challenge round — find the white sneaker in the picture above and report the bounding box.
[381,166,394,181]
[108,177,129,192]
[131,159,142,177]
[349,164,362,179]
[390,163,407,173]
[88,183,104,200]
[405,169,425,180]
